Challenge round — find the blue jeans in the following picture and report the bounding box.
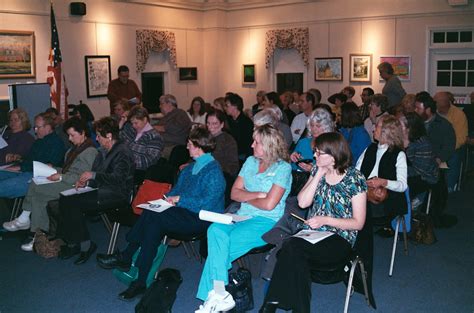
[196,216,275,301]
[0,171,33,198]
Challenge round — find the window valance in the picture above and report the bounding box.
[136,30,177,72]
[265,27,309,68]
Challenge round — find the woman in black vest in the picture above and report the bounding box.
[356,115,408,237]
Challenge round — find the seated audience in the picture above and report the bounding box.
[339,102,371,165]
[96,127,225,300]
[72,102,98,147]
[206,110,239,178]
[195,124,292,313]
[119,106,163,183]
[356,115,407,237]
[45,107,70,149]
[280,91,296,125]
[154,94,192,159]
[291,92,316,144]
[263,92,289,125]
[400,93,416,114]
[435,91,468,192]
[328,92,347,126]
[401,112,438,199]
[187,96,208,125]
[2,117,97,249]
[211,97,226,113]
[364,93,389,142]
[0,112,66,199]
[55,117,134,265]
[359,87,374,121]
[251,90,266,117]
[342,86,356,104]
[111,99,130,122]
[253,107,293,148]
[261,132,367,313]
[0,108,34,166]
[225,93,254,160]
[307,88,322,107]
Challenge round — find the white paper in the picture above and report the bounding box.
[60,186,97,196]
[0,136,8,149]
[439,162,449,169]
[33,176,61,185]
[199,210,252,225]
[292,229,334,244]
[33,161,57,178]
[137,199,173,213]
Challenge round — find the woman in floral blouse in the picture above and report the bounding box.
[261,132,367,313]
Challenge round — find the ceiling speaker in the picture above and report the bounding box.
[70,2,86,16]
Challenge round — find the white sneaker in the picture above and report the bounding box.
[195,290,236,313]
[21,237,35,252]
[3,218,30,232]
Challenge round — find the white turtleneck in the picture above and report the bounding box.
[356,144,408,193]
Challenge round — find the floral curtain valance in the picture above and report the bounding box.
[136,29,177,72]
[265,27,309,68]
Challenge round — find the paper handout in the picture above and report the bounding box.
[137,199,173,213]
[292,229,334,244]
[60,186,97,196]
[32,161,59,185]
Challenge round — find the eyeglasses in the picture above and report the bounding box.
[34,125,45,130]
[313,149,328,157]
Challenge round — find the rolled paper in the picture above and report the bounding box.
[199,210,233,224]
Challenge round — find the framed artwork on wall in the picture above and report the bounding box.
[349,54,372,83]
[85,55,111,98]
[179,67,198,81]
[0,30,35,79]
[242,64,256,84]
[379,55,411,81]
[314,57,343,81]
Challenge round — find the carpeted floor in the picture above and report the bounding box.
[0,179,472,313]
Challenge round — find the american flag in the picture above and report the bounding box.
[47,2,68,119]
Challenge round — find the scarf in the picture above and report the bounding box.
[62,138,94,174]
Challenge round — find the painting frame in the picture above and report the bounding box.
[349,53,372,83]
[0,30,35,79]
[85,55,111,98]
[179,67,198,81]
[379,55,411,81]
[242,64,256,85]
[314,57,343,81]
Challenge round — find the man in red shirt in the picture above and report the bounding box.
[107,65,142,114]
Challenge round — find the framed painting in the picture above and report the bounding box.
[379,55,411,81]
[242,64,256,84]
[314,57,343,81]
[85,55,111,98]
[349,54,372,83]
[0,30,35,79]
[179,67,198,81]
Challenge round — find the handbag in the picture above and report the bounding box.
[367,186,388,204]
[33,230,64,258]
[132,179,172,215]
[410,213,437,245]
[226,267,254,313]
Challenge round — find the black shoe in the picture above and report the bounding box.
[74,242,97,265]
[118,281,146,301]
[259,302,279,313]
[96,251,131,271]
[375,227,395,238]
[58,244,80,259]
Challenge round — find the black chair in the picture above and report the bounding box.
[165,232,207,262]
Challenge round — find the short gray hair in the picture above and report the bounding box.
[253,108,278,127]
[160,94,177,107]
[307,108,335,133]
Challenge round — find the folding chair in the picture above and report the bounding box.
[389,188,411,277]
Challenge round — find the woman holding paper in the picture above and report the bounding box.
[195,124,292,313]
[55,117,134,265]
[96,126,225,301]
[2,117,97,247]
[260,132,367,313]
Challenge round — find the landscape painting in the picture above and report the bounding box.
[0,31,35,78]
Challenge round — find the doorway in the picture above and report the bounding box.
[141,72,165,113]
[276,73,304,94]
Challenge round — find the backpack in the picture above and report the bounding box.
[135,268,182,313]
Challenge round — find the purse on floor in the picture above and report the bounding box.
[33,230,64,258]
[226,267,254,313]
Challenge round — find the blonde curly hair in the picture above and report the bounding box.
[378,115,404,150]
[253,124,289,164]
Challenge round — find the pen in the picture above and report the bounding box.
[290,213,307,223]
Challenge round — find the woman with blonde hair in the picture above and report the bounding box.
[0,108,34,165]
[356,114,407,237]
[195,124,292,313]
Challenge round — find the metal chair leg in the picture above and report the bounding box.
[107,222,120,254]
[10,197,23,221]
[389,217,401,277]
[425,190,432,215]
[100,213,112,234]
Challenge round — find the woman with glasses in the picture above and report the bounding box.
[260,132,367,313]
[0,108,34,166]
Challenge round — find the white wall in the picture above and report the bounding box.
[0,0,473,118]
